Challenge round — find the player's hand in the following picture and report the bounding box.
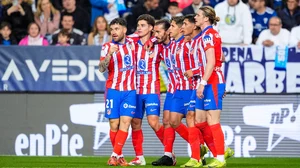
[184,70,193,78]
[108,45,118,55]
[197,84,205,99]
[222,91,227,99]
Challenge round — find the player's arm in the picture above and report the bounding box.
[99,44,118,72]
[202,48,215,82]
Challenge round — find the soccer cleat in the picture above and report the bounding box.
[129,157,146,166]
[117,157,129,166]
[200,145,209,165]
[107,156,118,166]
[224,147,234,159]
[205,159,226,168]
[180,158,202,167]
[172,153,177,166]
[152,155,174,166]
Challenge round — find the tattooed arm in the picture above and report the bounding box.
[99,54,112,72]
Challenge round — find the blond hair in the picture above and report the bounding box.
[35,0,59,17]
[199,6,220,26]
[2,0,33,6]
[91,16,109,37]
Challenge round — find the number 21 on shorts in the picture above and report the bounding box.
[106,99,113,108]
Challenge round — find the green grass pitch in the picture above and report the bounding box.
[0,156,300,167]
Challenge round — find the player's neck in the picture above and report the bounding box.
[200,23,211,32]
[163,38,170,45]
[257,6,266,14]
[174,33,183,41]
[192,30,201,38]
[139,33,151,45]
[119,37,126,45]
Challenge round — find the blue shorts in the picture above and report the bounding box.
[170,90,193,115]
[134,94,160,119]
[163,92,174,111]
[196,84,225,110]
[105,88,137,119]
[187,90,196,112]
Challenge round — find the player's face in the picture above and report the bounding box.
[195,10,206,27]
[110,24,126,42]
[182,19,195,36]
[154,24,168,43]
[169,21,181,38]
[137,20,153,38]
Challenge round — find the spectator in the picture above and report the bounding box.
[51,0,63,10]
[88,16,110,45]
[277,0,300,31]
[34,0,60,37]
[256,16,290,46]
[1,0,34,42]
[215,0,253,45]
[164,2,183,20]
[289,25,300,48]
[209,0,225,8]
[182,0,205,15]
[52,13,85,45]
[61,0,90,34]
[127,0,164,34]
[19,22,49,46]
[89,0,111,27]
[56,28,70,46]
[103,0,121,23]
[0,22,18,45]
[251,0,276,43]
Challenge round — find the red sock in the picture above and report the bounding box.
[174,123,189,142]
[164,127,175,153]
[132,129,144,156]
[155,125,164,145]
[113,130,128,155]
[210,123,225,155]
[189,127,201,161]
[109,130,117,147]
[196,122,217,157]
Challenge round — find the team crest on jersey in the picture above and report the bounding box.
[148,50,155,58]
[138,59,146,70]
[107,109,111,115]
[165,58,171,68]
[264,18,268,24]
[124,55,131,66]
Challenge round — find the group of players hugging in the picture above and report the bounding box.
[99,5,234,168]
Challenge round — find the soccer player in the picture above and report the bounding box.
[151,19,177,166]
[129,14,164,166]
[99,18,136,166]
[195,6,227,167]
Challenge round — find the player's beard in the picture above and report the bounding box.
[114,34,125,43]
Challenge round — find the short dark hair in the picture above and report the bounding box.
[169,2,179,7]
[27,22,41,33]
[62,13,74,20]
[184,14,197,24]
[0,22,12,30]
[171,16,184,27]
[58,29,70,38]
[155,19,170,31]
[109,18,127,27]
[137,14,155,28]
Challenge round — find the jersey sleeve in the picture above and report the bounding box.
[100,43,110,61]
[202,32,215,51]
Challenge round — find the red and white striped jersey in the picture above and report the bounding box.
[100,40,136,91]
[189,32,204,89]
[171,36,194,90]
[161,41,177,93]
[198,26,225,84]
[136,40,163,94]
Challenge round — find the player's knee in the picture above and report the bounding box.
[131,118,142,130]
[169,118,180,128]
[109,119,119,131]
[162,117,170,127]
[148,119,160,131]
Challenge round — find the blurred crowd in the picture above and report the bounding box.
[0,0,300,48]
